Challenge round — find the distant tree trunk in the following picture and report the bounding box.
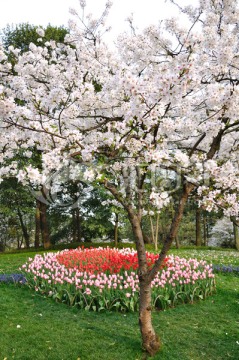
[75,207,81,242]
[17,207,30,248]
[203,213,208,246]
[149,213,159,250]
[40,202,51,249]
[230,217,239,251]
[16,230,23,250]
[143,233,152,244]
[175,235,180,248]
[196,207,202,246]
[233,222,239,251]
[114,212,119,247]
[155,213,160,251]
[0,240,5,252]
[149,215,155,245]
[72,208,82,243]
[72,210,77,243]
[35,200,41,248]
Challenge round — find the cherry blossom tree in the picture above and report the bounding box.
[1,0,239,355]
[210,216,234,247]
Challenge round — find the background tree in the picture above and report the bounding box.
[1,23,68,53]
[0,23,68,249]
[0,178,35,249]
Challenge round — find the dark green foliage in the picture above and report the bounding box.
[81,187,115,241]
[48,209,72,245]
[0,178,35,249]
[0,178,34,215]
[1,23,68,53]
[92,79,103,93]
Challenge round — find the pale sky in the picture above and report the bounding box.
[0,0,190,41]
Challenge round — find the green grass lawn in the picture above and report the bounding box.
[0,248,239,360]
[170,248,239,267]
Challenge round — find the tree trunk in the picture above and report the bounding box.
[155,213,160,251]
[129,213,160,356]
[203,213,208,246]
[35,200,41,248]
[109,181,195,356]
[149,216,155,246]
[0,241,5,252]
[72,210,77,243]
[114,212,119,247]
[16,230,23,250]
[17,207,30,248]
[139,279,160,356]
[75,207,81,242]
[175,235,180,248]
[233,222,239,251]
[40,202,51,249]
[196,207,202,246]
[105,178,195,356]
[104,127,224,357]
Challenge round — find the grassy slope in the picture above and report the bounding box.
[0,249,238,360]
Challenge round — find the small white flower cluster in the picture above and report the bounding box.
[36,27,45,38]
[150,191,170,211]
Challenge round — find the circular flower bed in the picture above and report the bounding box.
[20,247,216,312]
